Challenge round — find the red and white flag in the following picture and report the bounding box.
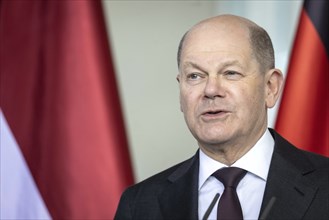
[0,1,134,219]
[276,0,329,156]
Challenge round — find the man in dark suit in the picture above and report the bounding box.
[115,15,329,220]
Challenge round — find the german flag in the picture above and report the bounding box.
[276,0,329,156]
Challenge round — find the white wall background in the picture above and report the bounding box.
[102,0,303,182]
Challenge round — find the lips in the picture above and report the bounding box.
[201,109,230,120]
[202,109,228,115]
[204,110,223,115]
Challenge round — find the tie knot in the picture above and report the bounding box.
[212,167,247,188]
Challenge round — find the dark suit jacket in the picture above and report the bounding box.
[115,129,329,220]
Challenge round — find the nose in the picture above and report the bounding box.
[204,76,225,99]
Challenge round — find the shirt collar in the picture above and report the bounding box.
[198,129,274,190]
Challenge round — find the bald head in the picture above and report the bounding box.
[177,15,274,73]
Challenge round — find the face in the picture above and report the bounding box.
[178,22,273,151]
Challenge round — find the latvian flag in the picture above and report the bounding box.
[276,0,329,157]
[1,1,134,219]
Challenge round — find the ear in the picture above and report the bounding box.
[176,74,181,83]
[265,68,283,108]
[176,74,184,112]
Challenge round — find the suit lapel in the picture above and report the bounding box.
[158,151,199,220]
[259,130,318,219]
[156,130,319,219]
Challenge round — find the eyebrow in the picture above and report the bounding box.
[182,61,204,71]
[182,60,243,72]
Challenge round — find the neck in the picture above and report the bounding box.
[199,127,267,165]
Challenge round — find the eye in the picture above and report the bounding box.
[187,73,202,80]
[224,70,242,79]
[225,71,238,75]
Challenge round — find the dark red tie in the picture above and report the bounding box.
[212,167,247,220]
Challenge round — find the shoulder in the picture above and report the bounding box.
[119,152,198,201]
[270,128,329,181]
[126,161,185,195]
[299,148,329,168]
[270,128,328,162]
[114,153,198,219]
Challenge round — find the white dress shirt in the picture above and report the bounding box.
[198,129,274,220]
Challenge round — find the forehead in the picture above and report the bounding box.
[181,22,252,62]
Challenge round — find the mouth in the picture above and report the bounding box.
[201,110,230,120]
[204,110,223,115]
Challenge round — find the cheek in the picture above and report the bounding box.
[235,84,265,115]
[179,91,189,114]
[180,93,193,114]
[180,89,200,116]
[244,87,267,118]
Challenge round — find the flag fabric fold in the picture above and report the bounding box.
[0,1,134,219]
[275,0,329,156]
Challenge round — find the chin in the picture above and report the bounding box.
[197,128,235,144]
[198,135,228,145]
